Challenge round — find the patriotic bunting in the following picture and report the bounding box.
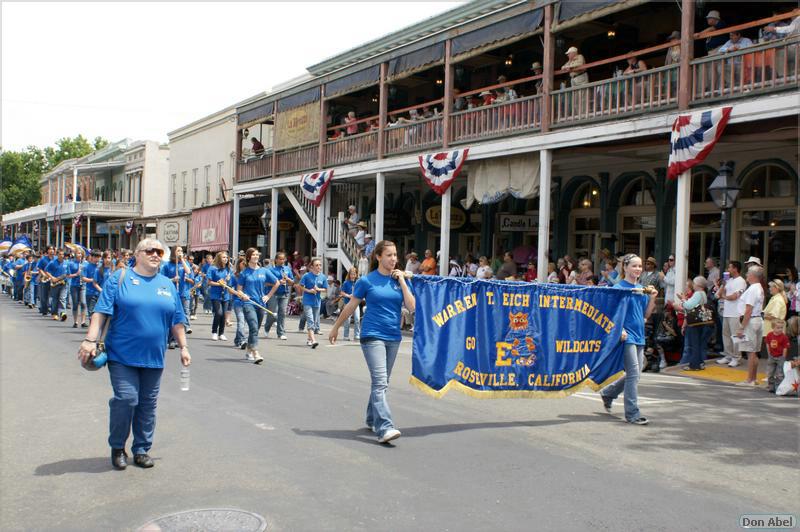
[667,107,732,180]
[300,170,334,207]
[418,148,469,195]
[124,220,134,235]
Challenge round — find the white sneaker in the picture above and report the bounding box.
[190,315,197,320]
[658,358,667,369]
[211,333,218,341]
[279,335,287,340]
[728,359,740,368]
[716,356,731,365]
[246,351,255,361]
[306,340,312,346]
[735,380,756,386]
[378,429,401,443]
[218,334,228,341]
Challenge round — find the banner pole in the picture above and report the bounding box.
[439,187,451,277]
[674,169,691,303]
[537,149,552,282]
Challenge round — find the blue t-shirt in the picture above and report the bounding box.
[94,269,185,368]
[160,261,193,300]
[341,279,356,301]
[207,265,234,301]
[201,263,211,287]
[269,264,294,296]
[13,258,26,282]
[300,272,328,307]
[231,273,243,308]
[68,260,87,287]
[613,280,648,346]
[35,256,51,284]
[22,261,35,281]
[352,270,409,342]
[83,262,99,296]
[237,267,277,306]
[46,258,68,279]
[94,267,112,292]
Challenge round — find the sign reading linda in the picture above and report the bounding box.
[410,278,636,398]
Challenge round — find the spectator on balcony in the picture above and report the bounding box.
[479,90,496,106]
[495,78,518,102]
[368,119,380,132]
[665,31,682,65]
[453,88,467,111]
[764,16,799,39]
[344,111,359,136]
[531,62,543,94]
[345,205,360,237]
[328,129,343,141]
[623,53,648,75]
[562,46,589,86]
[760,11,790,42]
[718,31,754,55]
[704,10,728,55]
[250,137,265,155]
[421,106,436,119]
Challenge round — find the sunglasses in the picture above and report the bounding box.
[143,248,165,257]
[669,258,675,261]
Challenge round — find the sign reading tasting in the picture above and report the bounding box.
[410,278,638,398]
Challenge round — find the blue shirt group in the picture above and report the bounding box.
[352,270,410,342]
[94,268,186,368]
[237,267,278,306]
[207,265,234,301]
[94,266,112,293]
[83,262,99,296]
[613,279,648,346]
[341,279,356,302]
[35,256,52,285]
[160,261,194,300]
[45,258,68,280]
[300,272,328,307]
[269,264,294,296]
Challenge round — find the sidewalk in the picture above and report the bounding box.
[662,354,768,385]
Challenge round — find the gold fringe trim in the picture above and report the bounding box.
[408,370,626,399]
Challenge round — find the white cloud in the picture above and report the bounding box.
[1,1,463,150]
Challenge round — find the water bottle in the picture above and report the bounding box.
[180,366,190,391]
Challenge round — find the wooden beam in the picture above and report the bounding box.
[443,39,453,149]
[679,0,695,109]
[377,63,388,159]
[541,3,554,133]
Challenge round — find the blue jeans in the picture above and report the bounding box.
[264,294,289,336]
[303,304,320,333]
[203,286,212,312]
[70,284,86,318]
[181,298,191,324]
[24,282,35,305]
[107,361,163,455]
[233,305,246,346]
[211,299,226,335]
[600,343,644,422]
[242,304,264,348]
[362,339,401,437]
[39,283,50,315]
[685,325,712,370]
[344,304,361,339]
[86,293,99,316]
[50,284,67,316]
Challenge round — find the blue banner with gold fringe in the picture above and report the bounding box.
[410,277,638,398]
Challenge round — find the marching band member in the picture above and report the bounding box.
[67,248,88,328]
[77,238,190,470]
[12,252,27,303]
[236,248,280,364]
[36,247,55,316]
[329,240,415,444]
[45,249,69,321]
[264,251,294,341]
[298,258,327,349]
[206,251,233,341]
[82,250,102,318]
[160,247,194,342]
[231,257,248,349]
[22,253,37,308]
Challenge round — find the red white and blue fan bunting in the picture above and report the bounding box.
[667,107,731,180]
[418,149,469,195]
[124,220,134,235]
[300,170,334,207]
[74,214,82,228]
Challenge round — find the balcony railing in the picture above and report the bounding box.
[75,201,142,216]
[384,115,443,156]
[324,131,378,166]
[691,38,799,104]
[238,153,273,182]
[275,144,318,176]
[451,95,543,144]
[552,64,679,126]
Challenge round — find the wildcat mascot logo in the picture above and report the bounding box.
[496,311,537,367]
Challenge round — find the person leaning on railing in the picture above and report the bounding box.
[562,46,589,86]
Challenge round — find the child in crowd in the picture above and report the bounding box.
[765,319,790,393]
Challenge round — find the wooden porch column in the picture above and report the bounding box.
[375,172,385,242]
[536,149,552,282]
[442,40,453,148]
[232,193,240,255]
[377,63,388,159]
[541,3,555,132]
[318,86,327,170]
[235,127,242,183]
[271,100,279,178]
[678,0,695,109]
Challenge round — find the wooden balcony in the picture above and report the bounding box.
[451,95,542,144]
[691,38,799,105]
[237,153,273,182]
[384,115,443,156]
[324,131,378,166]
[275,144,318,176]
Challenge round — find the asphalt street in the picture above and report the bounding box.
[1,297,798,531]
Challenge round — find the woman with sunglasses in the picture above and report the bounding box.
[599,253,657,425]
[78,239,190,470]
[236,248,280,364]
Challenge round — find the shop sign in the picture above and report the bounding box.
[278,221,294,231]
[499,214,537,232]
[95,222,109,235]
[274,102,321,150]
[157,218,188,246]
[426,206,466,229]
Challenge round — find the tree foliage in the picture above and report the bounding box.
[1,135,109,214]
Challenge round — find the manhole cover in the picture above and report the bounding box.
[138,508,267,532]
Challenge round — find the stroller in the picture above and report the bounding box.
[650,304,683,371]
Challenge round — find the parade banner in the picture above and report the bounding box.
[410,277,637,398]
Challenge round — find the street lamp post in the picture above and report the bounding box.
[707,161,740,268]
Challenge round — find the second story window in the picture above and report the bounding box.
[181,171,187,209]
[217,161,224,202]
[192,168,198,207]
[170,174,177,210]
[205,165,211,205]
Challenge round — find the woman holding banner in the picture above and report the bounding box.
[329,240,415,444]
[599,254,657,425]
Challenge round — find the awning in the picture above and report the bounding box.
[238,101,275,129]
[190,202,231,252]
[557,0,621,23]
[277,86,321,113]
[452,9,543,59]
[387,42,445,82]
[325,65,380,98]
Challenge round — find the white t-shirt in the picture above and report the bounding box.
[722,276,747,317]
[740,283,764,317]
[476,265,493,279]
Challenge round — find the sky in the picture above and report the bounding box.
[1,1,463,151]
